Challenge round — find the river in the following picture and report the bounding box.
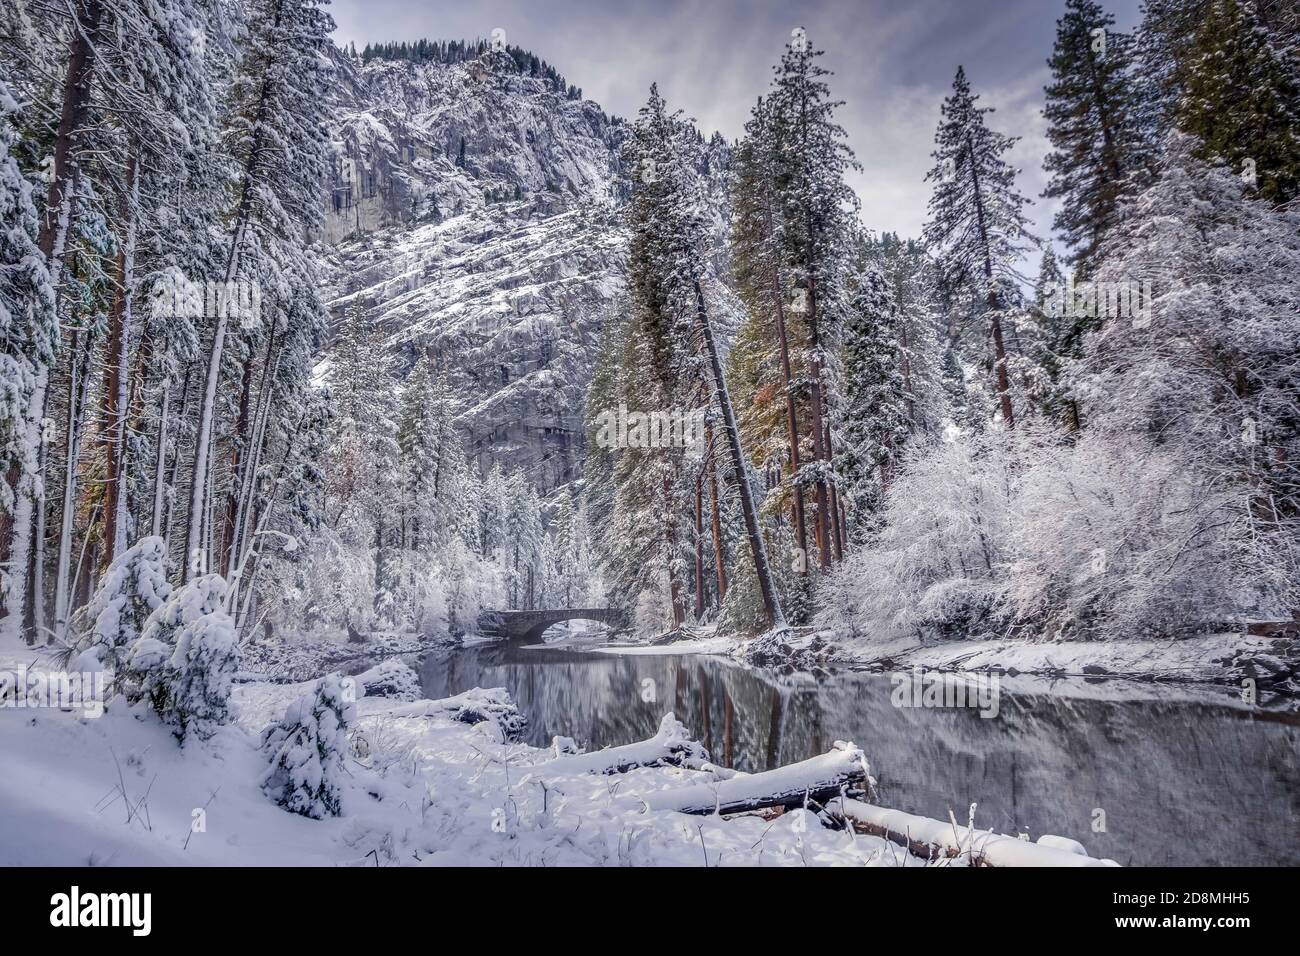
[417,641,1300,866]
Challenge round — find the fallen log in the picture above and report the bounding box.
[528,713,709,776]
[379,687,527,741]
[632,740,870,816]
[827,797,1118,867]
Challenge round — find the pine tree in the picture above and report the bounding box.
[1043,0,1149,275]
[0,81,58,644]
[730,96,810,578]
[184,0,333,581]
[837,262,908,540]
[260,673,355,818]
[1176,0,1300,204]
[924,66,1036,428]
[610,84,784,631]
[768,37,861,567]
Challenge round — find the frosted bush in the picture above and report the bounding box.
[68,536,171,673]
[818,425,1273,645]
[260,674,356,819]
[124,574,238,741]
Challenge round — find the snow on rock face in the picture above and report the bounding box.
[319,47,733,491]
[320,49,624,245]
[325,202,626,490]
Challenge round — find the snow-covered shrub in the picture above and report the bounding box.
[819,425,1273,645]
[436,537,505,637]
[260,674,356,819]
[817,430,1018,643]
[124,574,238,741]
[1006,433,1249,640]
[67,536,171,673]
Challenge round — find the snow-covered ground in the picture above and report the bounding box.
[0,638,1114,867]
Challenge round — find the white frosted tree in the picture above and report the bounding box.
[0,80,58,644]
[260,673,356,818]
[924,66,1036,428]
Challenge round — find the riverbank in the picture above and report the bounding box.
[0,642,1115,867]
[608,626,1299,703]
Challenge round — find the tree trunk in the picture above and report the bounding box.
[38,0,101,282]
[706,429,727,603]
[100,148,139,570]
[966,131,1015,428]
[693,474,705,618]
[220,344,258,574]
[53,329,91,640]
[694,280,784,630]
[764,196,809,575]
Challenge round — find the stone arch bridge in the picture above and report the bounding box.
[476,607,630,643]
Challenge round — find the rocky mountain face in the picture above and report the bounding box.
[318,46,734,494]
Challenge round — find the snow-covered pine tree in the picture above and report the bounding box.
[66,535,170,672]
[323,307,401,631]
[184,0,333,582]
[1016,248,1082,429]
[1042,0,1150,276]
[260,673,355,818]
[0,80,58,645]
[768,36,861,568]
[837,260,908,541]
[127,573,238,741]
[872,232,949,439]
[729,95,810,579]
[923,66,1036,429]
[397,354,460,552]
[1129,0,1209,145]
[1175,0,1300,205]
[619,84,784,631]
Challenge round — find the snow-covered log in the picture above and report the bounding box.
[634,740,870,816]
[529,713,708,777]
[380,686,526,742]
[827,797,1119,867]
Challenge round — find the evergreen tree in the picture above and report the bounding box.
[837,262,908,540]
[769,37,860,568]
[0,81,58,643]
[1176,0,1300,204]
[923,66,1036,428]
[1043,0,1149,275]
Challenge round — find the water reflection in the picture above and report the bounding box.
[418,642,1300,866]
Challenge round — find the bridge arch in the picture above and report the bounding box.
[477,607,630,643]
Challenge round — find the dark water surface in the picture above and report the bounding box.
[418,642,1300,866]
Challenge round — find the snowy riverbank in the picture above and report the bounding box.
[589,625,1299,702]
[0,642,1114,866]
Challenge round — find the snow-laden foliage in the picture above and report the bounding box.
[355,658,420,701]
[125,575,238,741]
[260,674,356,819]
[0,78,57,640]
[68,536,171,672]
[818,426,1263,643]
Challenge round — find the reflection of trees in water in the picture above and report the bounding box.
[419,647,1300,865]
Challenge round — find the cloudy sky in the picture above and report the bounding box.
[331,0,1143,254]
